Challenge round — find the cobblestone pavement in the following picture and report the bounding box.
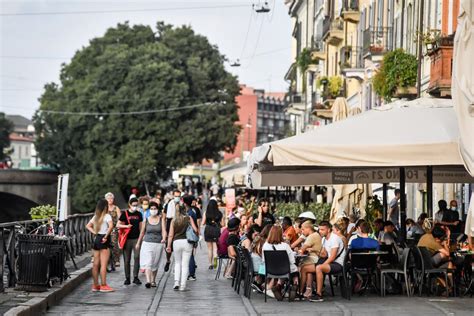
[46,242,474,316]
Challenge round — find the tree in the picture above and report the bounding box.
[0,113,13,161]
[33,22,241,211]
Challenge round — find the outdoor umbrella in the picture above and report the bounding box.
[246,97,473,188]
[329,98,370,222]
[452,1,474,239]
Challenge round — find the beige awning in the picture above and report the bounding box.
[452,0,474,177]
[247,97,474,188]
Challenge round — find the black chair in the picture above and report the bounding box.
[241,248,258,298]
[379,244,399,267]
[417,246,453,297]
[327,251,351,300]
[349,248,378,296]
[380,247,412,297]
[263,250,291,302]
[232,246,245,294]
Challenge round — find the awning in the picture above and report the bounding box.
[247,97,474,187]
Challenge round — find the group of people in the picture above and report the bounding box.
[213,194,470,302]
[86,189,202,293]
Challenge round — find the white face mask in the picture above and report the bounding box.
[174,197,180,203]
[451,206,457,211]
[130,206,137,212]
[150,209,158,216]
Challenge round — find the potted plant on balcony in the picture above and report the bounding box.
[415,29,441,55]
[372,49,417,101]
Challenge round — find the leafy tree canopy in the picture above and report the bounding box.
[34,22,241,211]
[0,113,13,161]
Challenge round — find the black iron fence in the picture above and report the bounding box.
[0,213,93,292]
[362,27,393,56]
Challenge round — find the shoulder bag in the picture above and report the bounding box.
[118,210,131,249]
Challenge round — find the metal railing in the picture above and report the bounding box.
[362,27,394,56]
[340,46,364,69]
[0,213,93,292]
[344,0,359,11]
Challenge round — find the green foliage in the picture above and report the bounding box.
[30,204,57,220]
[33,22,241,211]
[365,196,383,232]
[296,48,313,73]
[0,113,13,160]
[274,203,331,224]
[328,76,343,98]
[372,49,417,101]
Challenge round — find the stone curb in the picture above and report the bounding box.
[4,264,92,316]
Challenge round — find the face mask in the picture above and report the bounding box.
[174,197,180,203]
[130,206,137,212]
[451,206,457,211]
[150,209,158,216]
[142,204,149,210]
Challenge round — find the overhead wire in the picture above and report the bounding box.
[239,7,254,60]
[0,3,249,17]
[37,102,226,116]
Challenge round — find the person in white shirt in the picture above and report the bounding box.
[312,221,346,302]
[261,225,299,301]
[86,199,114,293]
[163,189,181,272]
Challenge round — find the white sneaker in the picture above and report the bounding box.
[266,289,275,298]
[179,287,190,292]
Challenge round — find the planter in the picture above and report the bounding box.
[394,86,417,99]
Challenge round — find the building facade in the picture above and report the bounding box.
[223,85,290,163]
[284,0,463,217]
[6,115,40,169]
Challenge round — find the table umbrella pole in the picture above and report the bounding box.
[427,166,433,218]
[400,167,407,243]
[382,183,388,220]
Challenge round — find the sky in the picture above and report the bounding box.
[0,0,292,119]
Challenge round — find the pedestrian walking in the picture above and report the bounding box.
[86,199,114,292]
[117,197,143,285]
[105,192,121,271]
[137,201,166,288]
[166,203,199,291]
[184,195,198,281]
[202,199,223,269]
[163,189,181,272]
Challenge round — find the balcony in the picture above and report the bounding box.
[427,36,454,98]
[339,46,364,80]
[323,18,344,46]
[362,27,393,59]
[341,0,360,23]
[286,93,306,112]
[311,40,325,61]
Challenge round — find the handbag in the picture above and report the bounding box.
[204,223,221,241]
[118,210,131,249]
[186,222,199,245]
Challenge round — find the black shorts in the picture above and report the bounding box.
[316,257,343,273]
[92,234,110,250]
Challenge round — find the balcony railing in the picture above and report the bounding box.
[342,0,360,23]
[340,46,364,70]
[322,16,331,40]
[362,27,393,57]
[344,0,359,10]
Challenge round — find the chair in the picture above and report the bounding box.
[214,253,230,280]
[263,250,291,302]
[232,246,245,294]
[349,249,378,296]
[417,246,453,297]
[328,251,351,300]
[380,247,412,297]
[241,248,258,299]
[379,244,399,267]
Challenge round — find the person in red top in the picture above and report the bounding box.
[282,216,298,244]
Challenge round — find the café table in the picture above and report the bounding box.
[350,251,389,295]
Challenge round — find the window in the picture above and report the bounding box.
[268,120,274,128]
[257,117,263,127]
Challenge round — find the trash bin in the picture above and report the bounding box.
[16,234,55,292]
[49,237,68,284]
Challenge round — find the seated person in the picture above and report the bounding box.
[373,218,384,240]
[348,219,367,244]
[261,225,298,301]
[241,224,261,251]
[298,221,322,297]
[290,218,306,250]
[378,221,397,245]
[253,198,275,228]
[349,222,379,250]
[406,218,424,239]
[310,221,346,302]
[282,216,298,244]
[222,218,241,278]
[417,225,452,269]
